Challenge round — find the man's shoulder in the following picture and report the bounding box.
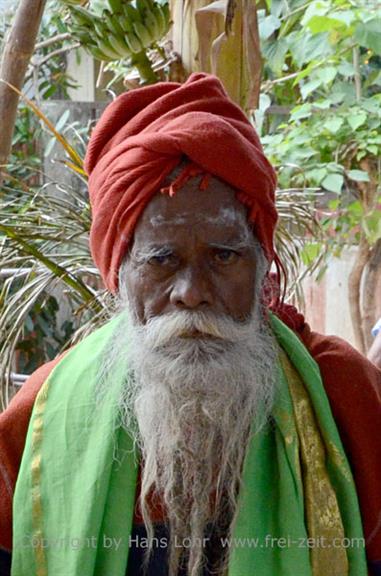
[297,322,381,567]
[2,356,64,419]
[272,302,381,391]
[300,323,381,394]
[6,316,120,416]
[0,354,65,456]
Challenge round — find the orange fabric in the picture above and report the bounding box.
[1,323,380,575]
[84,73,277,292]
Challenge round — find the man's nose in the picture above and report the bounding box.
[169,266,213,310]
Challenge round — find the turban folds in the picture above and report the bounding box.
[85,72,277,292]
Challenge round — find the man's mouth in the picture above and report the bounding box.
[179,329,205,338]
[178,330,220,340]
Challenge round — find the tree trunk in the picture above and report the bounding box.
[348,236,370,353]
[0,0,46,185]
[362,238,381,351]
[355,159,380,351]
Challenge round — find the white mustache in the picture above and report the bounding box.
[142,311,255,349]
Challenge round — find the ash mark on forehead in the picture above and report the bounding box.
[149,206,248,228]
[150,214,188,226]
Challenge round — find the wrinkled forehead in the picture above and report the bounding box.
[133,174,253,247]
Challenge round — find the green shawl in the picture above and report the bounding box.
[11,314,368,576]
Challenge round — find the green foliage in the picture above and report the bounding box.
[15,294,73,374]
[258,0,381,267]
[9,106,41,181]
[36,2,78,99]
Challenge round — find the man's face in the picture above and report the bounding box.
[122,174,258,323]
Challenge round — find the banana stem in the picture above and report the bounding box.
[130,50,157,84]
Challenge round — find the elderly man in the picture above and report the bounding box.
[0,73,381,576]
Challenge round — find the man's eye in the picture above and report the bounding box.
[214,249,239,264]
[149,253,176,266]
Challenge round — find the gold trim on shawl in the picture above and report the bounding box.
[30,379,51,576]
[280,351,348,576]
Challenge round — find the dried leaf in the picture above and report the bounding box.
[170,0,261,112]
[196,0,261,111]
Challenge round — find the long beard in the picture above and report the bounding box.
[97,305,278,576]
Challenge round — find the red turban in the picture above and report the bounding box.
[85,72,277,292]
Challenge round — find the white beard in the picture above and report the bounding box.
[97,299,279,576]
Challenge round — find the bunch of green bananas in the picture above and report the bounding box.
[68,0,171,62]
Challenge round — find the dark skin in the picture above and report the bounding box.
[122,175,258,324]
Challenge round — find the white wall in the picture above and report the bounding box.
[302,246,381,350]
[66,48,96,102]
